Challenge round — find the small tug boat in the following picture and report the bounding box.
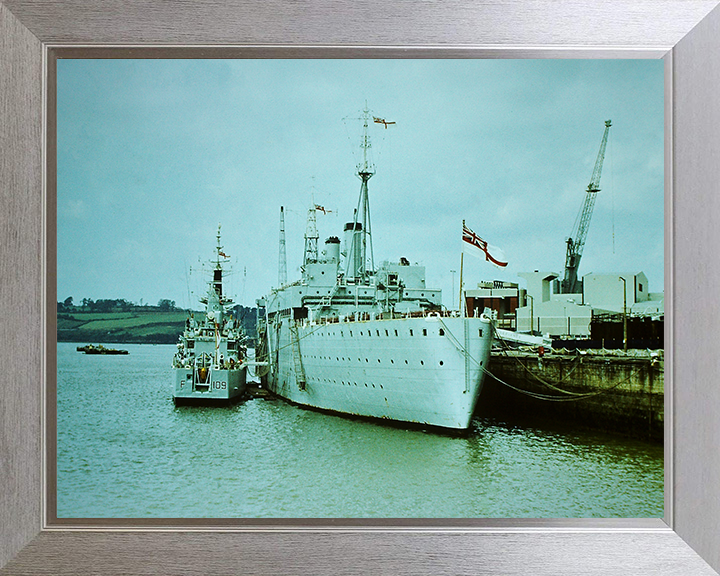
[77,344,129,355]
[172,226,248,405]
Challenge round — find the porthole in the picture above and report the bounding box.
[394,330,398,336]
[409,329,414,336]
[439,361,444,366]
[439,328,444,336]
[420,360,424,365]
[422,329,427,336]
[365,358,369,362]
[377,359,381,363]
[390,359,394,364]
[479,329,483,337]
[376,330,380,336]
[405,360,408,364]
[385,330,389,336]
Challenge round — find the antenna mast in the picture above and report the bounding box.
[278,206,287,286]
[346,105,376,280]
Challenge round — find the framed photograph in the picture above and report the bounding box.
[50,53,668,524]
[2,1,720,574]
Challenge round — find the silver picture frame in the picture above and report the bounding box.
[2,1,719,574]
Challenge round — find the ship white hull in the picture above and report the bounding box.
[264,315,493,429]
[173,366,247,404]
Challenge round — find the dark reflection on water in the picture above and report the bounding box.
[57,343,663,518]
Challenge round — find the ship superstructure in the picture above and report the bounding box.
[172,226,248,404]
[256,108,493,430]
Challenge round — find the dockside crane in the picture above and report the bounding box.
[561,119,612,294]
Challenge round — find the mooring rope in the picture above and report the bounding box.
[480,362,647,402]
[442,320,653,402]
[260,315,656,403]
[492,325,587,396]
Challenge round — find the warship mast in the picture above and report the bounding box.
[212,224,229,298]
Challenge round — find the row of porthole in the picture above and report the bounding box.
[338,380,384,390]
[305,356,482,368]
[300,289,372,295]
[315,378,385,390]
[309,354,442,367]
[316,328,447,338]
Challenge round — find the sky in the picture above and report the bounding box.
[57,58,664,310]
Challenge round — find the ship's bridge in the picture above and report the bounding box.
[377,260,442,308]
[302,261,339,287]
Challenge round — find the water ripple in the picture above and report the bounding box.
[57,343,663,518]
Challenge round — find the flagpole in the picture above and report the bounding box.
[459,220,465,316]
[458,252,464,315]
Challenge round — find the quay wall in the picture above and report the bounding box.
[478,351,664,441]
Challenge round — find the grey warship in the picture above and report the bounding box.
[172,227,248,404]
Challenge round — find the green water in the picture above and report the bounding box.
[56,343,663,518]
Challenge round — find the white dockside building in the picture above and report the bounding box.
[513,270,663,337]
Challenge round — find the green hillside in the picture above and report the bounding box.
[57,305,259,345]
[57,310,188,344]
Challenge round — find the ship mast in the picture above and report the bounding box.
[346,105,376,281]
[278,206,287,286]
[213,224,229,297]
[303,203,320,267]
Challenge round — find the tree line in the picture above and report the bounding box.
[57,297,179,313]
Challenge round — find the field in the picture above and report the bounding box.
[57,310,189,344]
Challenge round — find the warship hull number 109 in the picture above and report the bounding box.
[173,227,248,404]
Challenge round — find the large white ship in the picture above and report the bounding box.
[256,108,493,430]
[172,227,248,404]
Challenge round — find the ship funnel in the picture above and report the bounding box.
[324,236,341,263]
[344,222,363,279]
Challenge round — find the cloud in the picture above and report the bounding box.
[57,59,664,307]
